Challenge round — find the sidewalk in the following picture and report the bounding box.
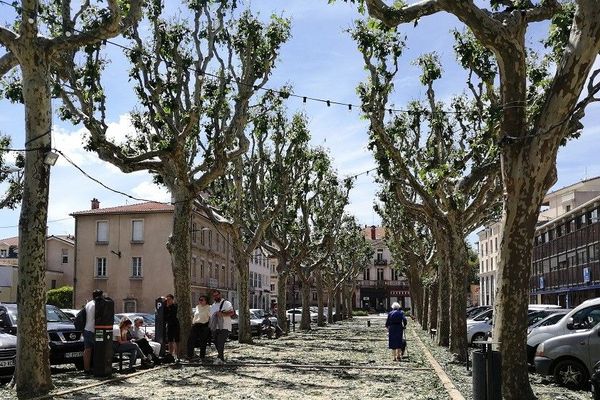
[1,317,450,399]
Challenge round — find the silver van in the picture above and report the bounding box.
[527,297,600,364]
[534,322,600,389]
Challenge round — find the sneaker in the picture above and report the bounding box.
[213,358,224,365]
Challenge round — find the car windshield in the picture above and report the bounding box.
[136,313,155,325]
[540,313,565,326]
[46,307,73,323]
[252,309,265,318]
[473,310,492,321]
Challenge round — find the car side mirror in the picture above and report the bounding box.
[566,317,574,330]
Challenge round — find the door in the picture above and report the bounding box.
[587,324,600,374]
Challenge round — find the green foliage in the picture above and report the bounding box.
[352,310,369,316]
[47,286,74,309]
[0,134,24,209]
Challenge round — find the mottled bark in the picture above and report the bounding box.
[327,287,335,323]
[166,194,193,358]
[315,270,326,327]
[436,261,449,347]
[343,284,353,319]
[335,287,343,320]
[421,285,429,330]
[15,53,53,399]
[233,237,252,344]
[447,231,469,361]
[428,281,438,333]
[300,276,312,330]
[276,265,288,333]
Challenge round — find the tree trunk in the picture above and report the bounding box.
[327,286,335,323]
[447,231,469,361]
[166,194,193,358]
[343,284,352,319]
[428,281,438,333]
[493,144,552,399]
[315,270,326,326]
[421,285,429,330]
[15,53,53,399]
[335,287,343,320]
[436,261,449,346]
[276,263,288,333]
[233,237,252,344]
[300,275,312,330]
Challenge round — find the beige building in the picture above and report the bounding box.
[0,235,75,302]
[249,248,271,310]
[72,199,237,313]
[477,176,600,306]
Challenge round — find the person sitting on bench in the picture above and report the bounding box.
[113,318,152,372]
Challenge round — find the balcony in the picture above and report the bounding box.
[374,258,388,266]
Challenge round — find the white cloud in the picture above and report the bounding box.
[130,181,171,203]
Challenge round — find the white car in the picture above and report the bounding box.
[250,309,278,326]
[467,318,492,345]
[286,308,318,323]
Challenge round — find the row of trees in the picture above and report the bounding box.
[345,1,600,398]
[0,1,372,397]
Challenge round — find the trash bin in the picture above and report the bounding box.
[154,297,166,357]
[93,296,114,377]
[472,347,502,400]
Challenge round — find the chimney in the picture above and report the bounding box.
[91,198,100,210]
[370,225,376,240]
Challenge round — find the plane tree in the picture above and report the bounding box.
[352,19,502,359]
[57,1,290,353]
[356,1,600,395]
[0,1,141,396]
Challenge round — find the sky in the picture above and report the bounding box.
[1,0,599,243]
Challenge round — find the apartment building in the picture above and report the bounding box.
[72,199,237,313]
[0,235,75,302]
[477,176,600,306]
[249,248,271,310]
[355,226,410,312]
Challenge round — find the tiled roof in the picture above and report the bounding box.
[0,236,18,246]
[71,202,174,216]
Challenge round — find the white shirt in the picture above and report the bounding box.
[84,299,95,332]
[209,299,233,332]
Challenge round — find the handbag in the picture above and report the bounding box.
[209,300,225,332]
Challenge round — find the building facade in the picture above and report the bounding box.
[249,248,271,311]
[72,199,237,313]
[477,176,600,306]
[355,226,410,312]
[530,194,600,307]
[0,235,75,302]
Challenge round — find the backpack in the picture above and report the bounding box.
[74,307,87,331]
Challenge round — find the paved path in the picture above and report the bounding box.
[2,317,455,399]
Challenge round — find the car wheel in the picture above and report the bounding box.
[553,359,588,389]
[471,333,487,347]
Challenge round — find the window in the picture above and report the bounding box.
[271,284,275,291]
[571,305,600,330]
[123,300,137,313]
[589,244,599,262]
[200,227,205,245]
[577,248,587,265]
[565,205,571,212]
[200,260,205,279]
[0,249,6,257]
[312,292,317,301]
[392,269,400,280]
[568,251,576,267]
[132,257,142,277]
[558,254,567,269]
[192,257,197,280]
[96,221,108,243]
[258,274,262,289]
[51,280,57,289]
[208,231,212,249]
[192,223,197,243]
[61,249,69,264]
[376,249,383,261]
[132,220,144,242]
[556,225,563,237]
[550,257,558,271]
[377,268,384,281]
[96,257,107,277]
[495,237,498,252]
[363,268,370,280]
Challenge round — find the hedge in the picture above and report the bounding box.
[47,286,73,309]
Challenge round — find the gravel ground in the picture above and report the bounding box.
[0,317,448,400]
[4,318,587,399]
[411,323,593,400]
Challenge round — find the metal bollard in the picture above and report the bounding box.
[367,320,371,327]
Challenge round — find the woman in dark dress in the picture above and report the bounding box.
[386,302,408,361]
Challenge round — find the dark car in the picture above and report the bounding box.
[0,304,84,369]
[0,331,17,380]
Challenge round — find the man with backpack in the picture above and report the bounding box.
[208,289,234,365]
[81,289,103,374]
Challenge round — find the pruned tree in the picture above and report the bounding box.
[0,1,141,396]
[205,92,312,343]
[0,136,23,209]
[352,18,502,360]
[356,1,600,396]
[57,1,290,354]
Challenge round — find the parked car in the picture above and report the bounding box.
[286,308,318,323]
[528,310,570,335]
[230,310,261,338]
[468,308,493,323]
[0,304,84,369]
[466,306,491,319]
[467,317,493,345]
[528,309,567,327]
[534,321,600,389]
[60,309,81,321]
[250,309,278,326]
[0,331,17,380]
[528,297,600,365]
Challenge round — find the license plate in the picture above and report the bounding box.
[65,351,83,358]
[0,359,15,367]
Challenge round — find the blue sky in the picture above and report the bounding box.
[0,0,599,242]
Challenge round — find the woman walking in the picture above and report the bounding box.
[386,302,408,361]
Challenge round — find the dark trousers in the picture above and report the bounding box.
[187,322,210,358]
[134,338,154,358]
[214,329,229,360]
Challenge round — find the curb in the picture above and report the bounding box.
[410,328,466,400]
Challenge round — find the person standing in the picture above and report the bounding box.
[164,294,180,362]
[187,295,211,360]
[385,302,408,361]
[209,289,234,365]
[82,289,103,374]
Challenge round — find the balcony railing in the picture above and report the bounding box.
[374,259,388,266]
[357,279,409,288]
